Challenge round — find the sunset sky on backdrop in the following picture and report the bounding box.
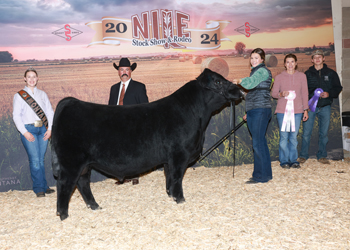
[0,0,334,61]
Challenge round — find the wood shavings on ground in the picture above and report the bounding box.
[0,159,350,249]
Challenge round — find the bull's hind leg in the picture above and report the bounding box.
[76,168,101,210]
[56,182,74,221]
[56,169,80,221]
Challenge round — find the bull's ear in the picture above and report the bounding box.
[197,68,212,86]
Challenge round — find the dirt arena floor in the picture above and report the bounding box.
[1,159,349,249]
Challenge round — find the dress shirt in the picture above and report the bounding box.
[13,86,54,135]
[117,78,131,105]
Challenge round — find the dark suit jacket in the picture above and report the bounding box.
[108,79,149,106]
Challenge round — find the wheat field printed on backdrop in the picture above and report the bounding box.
[0,53,336,116]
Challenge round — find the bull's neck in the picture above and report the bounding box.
[173,81,226,130]
[192,83,226,129]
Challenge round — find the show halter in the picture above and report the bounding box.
[308,88,324,112]
[281,91,296,132]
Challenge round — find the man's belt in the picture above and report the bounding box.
[18,90,48,130]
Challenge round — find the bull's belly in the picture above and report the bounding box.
[91,157,163,179]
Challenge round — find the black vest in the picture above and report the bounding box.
[245,63,272,112]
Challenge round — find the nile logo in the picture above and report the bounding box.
[86,9,231,50]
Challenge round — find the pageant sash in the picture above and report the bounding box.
[281,91,296,132]
[308,88,324,112]
[18,90,48,130]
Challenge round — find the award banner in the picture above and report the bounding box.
[86,10,231,50]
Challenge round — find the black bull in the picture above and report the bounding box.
[52,68,244,220]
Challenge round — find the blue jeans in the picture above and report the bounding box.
[247,108,272,182]
[277,113,303,166]
[20,124,49,194]
[300,105,331,160]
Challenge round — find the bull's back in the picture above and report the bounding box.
[53,97,191,159]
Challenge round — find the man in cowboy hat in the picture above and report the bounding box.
[108,57,149,185]
[108,57,149,106]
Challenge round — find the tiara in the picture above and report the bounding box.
[27,66,36,71]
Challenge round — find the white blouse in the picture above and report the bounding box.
[13,86,54,135]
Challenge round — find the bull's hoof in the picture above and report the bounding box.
[92,205,102,210]
[59,213,69,221]
[87,203,101,210]
[174,197,185,204]
[57,210,69,220]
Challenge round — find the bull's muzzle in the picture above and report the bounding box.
[239,90,246,100]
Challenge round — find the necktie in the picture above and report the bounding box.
[118,84,125,105]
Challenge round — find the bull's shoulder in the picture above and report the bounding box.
[171,80,203,101]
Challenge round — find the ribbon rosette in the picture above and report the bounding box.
[308,88,324,112]
[281,91,296,132]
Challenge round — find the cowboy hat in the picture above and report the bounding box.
[113,58,137,71]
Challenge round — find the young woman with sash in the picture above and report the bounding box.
[271,54,309,169]
[13,67,55,197]
[233,48,273,184]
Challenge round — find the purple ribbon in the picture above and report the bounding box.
[308,88,324,112]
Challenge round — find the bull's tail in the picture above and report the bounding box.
[51,141,60,178]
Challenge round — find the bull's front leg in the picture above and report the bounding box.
[164,163,174,197]
[76,169,101,211]
[172,168,186,203]
[169,156,188,204]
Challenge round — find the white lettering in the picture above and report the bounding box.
[0,177,21,186]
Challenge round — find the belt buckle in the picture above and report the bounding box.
[34,120,43,127]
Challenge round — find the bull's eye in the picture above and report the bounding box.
[215,81,221,85]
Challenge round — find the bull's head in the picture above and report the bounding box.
[197,68,245,102]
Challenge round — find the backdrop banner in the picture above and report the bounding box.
[0,0,342,192]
